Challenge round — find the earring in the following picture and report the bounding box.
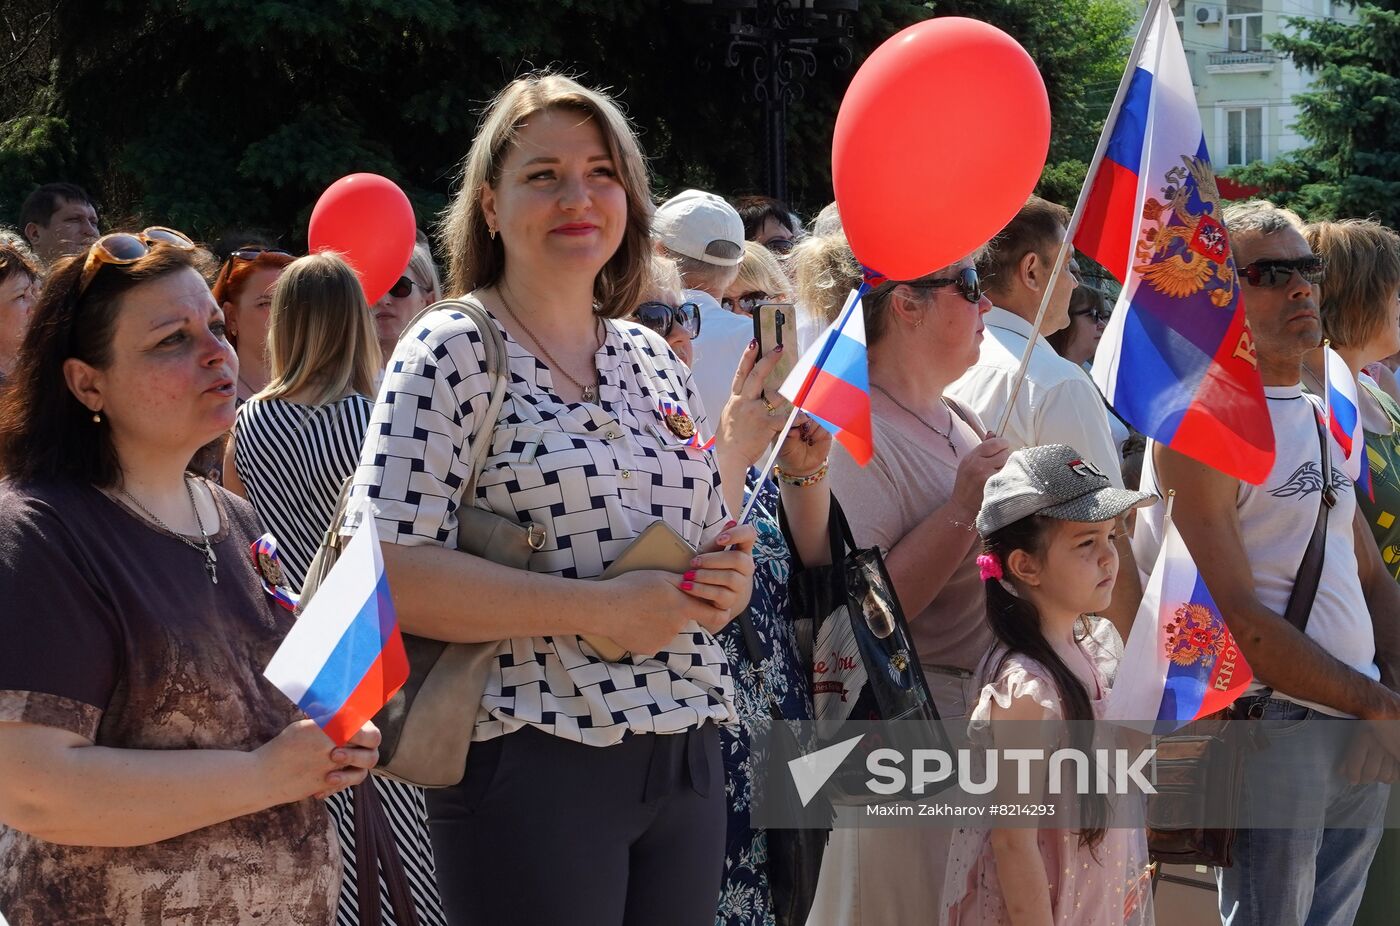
[914,317,924,329]
[488,225,497,241]
[91,412,102,424]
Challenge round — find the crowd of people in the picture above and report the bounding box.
[0,69,1397,926]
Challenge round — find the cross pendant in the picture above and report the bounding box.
[205,547,219,584]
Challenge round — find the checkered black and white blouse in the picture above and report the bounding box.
[350,304,737,747]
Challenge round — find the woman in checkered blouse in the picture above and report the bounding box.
[348,73,758,926]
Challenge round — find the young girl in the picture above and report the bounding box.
[943,444,1156,926]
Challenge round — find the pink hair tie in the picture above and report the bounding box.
[976,553,1003,582]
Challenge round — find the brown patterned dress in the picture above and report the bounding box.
[0,478,338,925]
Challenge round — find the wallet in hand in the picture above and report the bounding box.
[586,520,698,661]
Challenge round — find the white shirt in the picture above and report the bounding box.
[948,306,1125,488]
[351,305,736,746]
[1134,385,1378,716]
[688,289,752,424]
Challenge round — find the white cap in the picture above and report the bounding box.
[654,190,745,267]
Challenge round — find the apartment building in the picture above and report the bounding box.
[1163,0,1361,168]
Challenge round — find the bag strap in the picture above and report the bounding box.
[1281,409,1332,633]
[352,780,421,926]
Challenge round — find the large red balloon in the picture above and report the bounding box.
[833,18,1051,281]
[307,173,417,304]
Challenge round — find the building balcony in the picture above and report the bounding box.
[1206,50,1279,74]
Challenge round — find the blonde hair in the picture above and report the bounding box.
[733,241,789,299]
[258,252,382,406]
[406,241,441,299]
[790,231,985,346]
[1306,219,1400,349]
[1221,200,1306,238]
[646,253,684,304]
[438,72,652,318]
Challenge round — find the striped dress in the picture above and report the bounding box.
[233,394,448,926]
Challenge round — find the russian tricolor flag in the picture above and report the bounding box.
[780,288,873,465]
[1079,0,1274,485]
[1106,519,1253,733]
[1324,345,1372,498]
[265,514,409,746]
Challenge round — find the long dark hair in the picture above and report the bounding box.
[983,514,1107,852]
[0,243,210,486]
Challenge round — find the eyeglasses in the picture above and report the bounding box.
[228,246,292,262]
[763,237,795,256]
[1241,256,1326,288]
[721,291,770,315]
[903,266,984,304]
[386,276,422,299]
[634,301,702,339]
[79,226,195,296]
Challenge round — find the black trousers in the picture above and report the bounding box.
[425,723,725,926]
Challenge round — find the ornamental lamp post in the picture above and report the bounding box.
[682,0,858,204]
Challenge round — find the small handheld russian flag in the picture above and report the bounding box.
[264,511,409,746]
[778,288,873,465]
[1323,344,1373,499]
[1106,517,1252,733]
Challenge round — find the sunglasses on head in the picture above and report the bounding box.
[903,266,984,304]
[721,291,770,315]
[229,246,292,262]
[1241,256,1326,288]
[386,276,423,299]
[79,226,195,297]
[634,301,702,339]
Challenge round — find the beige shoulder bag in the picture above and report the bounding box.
[300,297,544,788]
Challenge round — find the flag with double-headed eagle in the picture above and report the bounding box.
[1106,519,1252,733]
[1078,0,1274,485]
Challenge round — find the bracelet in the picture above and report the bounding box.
[773,461,829,488]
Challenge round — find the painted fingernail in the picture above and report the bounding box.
[775,343,784,352]
[748,339,757,350]
[683,570,697,581]
[680,581,694,590]
[726,519,738,529]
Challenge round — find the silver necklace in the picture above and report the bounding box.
[873,383,958,457]
[498,288,602,403]
[120,476,218,584]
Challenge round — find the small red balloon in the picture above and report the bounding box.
[833,18,1051,281]
[307,173,417,304]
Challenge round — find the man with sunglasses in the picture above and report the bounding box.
[1137,200,1400,926]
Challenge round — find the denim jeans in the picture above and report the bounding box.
[1216,697,1389,926]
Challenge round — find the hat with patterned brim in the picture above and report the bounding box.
[976,444,1156,537]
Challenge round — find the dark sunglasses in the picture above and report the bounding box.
[1241,256,1326,288]
[79,226,195,297]
[634,301,702,339]
[229,246,292,262]
[386,276,423,299]
[763,237,795,256]
[904,266,984,304]
[721,291,770,315]
[1071,306,1111,324]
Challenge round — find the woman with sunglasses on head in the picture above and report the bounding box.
[211,243,294,402]
[349,72,758,926]
[0,229,379,924]
[223,251,448,926]
[721,241,790,318]
[790,232,1013,926]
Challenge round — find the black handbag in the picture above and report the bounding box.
[783,494,952,801]
[735,611,829,926]
[1147,411,1331,867]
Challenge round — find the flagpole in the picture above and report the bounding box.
[736,405,805,526]
[993,0,1166,437]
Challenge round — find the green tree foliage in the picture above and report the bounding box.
[1230,1,1400,226]
[0,0,1136,243]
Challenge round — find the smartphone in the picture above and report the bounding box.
[753,303,798,405]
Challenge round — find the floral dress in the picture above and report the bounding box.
[714,477,813,926]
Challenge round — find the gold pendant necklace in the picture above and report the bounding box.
[498,288,601,403]
[873,384,958,457]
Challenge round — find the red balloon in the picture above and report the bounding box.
[307,173,417,304]
[833,18,1051,281]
